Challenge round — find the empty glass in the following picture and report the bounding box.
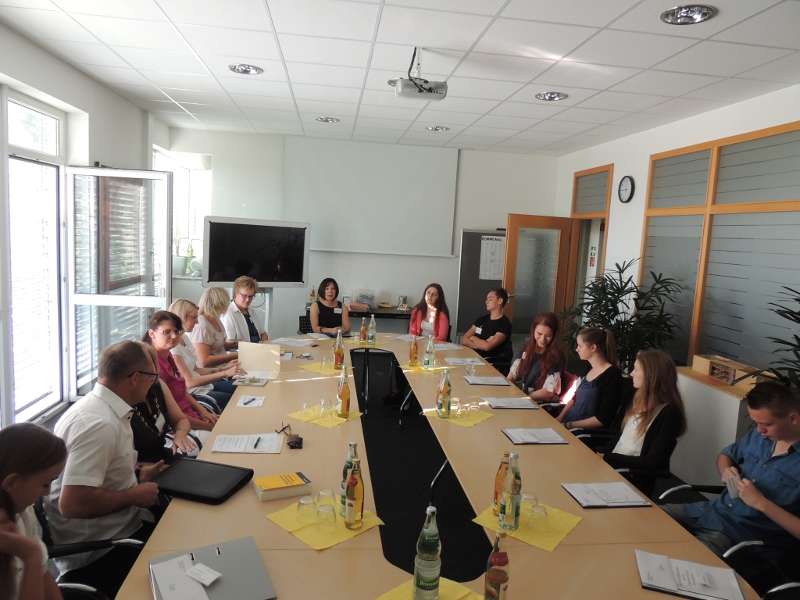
[316,503,337,532]
[297,495,317,526]
[522,493,548,528]
[316,488,335,508]
[466,363,477,377]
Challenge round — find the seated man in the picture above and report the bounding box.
[664,381,800,559]
[45,340,168,597]
[221,275,268,344]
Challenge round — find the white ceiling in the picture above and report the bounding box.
[2,0,799,155]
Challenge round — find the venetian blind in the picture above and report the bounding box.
[574,171,609,214]
[650,150,710,208]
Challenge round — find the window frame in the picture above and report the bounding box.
[641,119,800,361]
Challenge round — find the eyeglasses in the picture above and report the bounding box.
[238,292,256,300]
[131,370,159,381]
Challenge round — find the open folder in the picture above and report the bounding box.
[238,342,281,381]
[150,536,275,600]
[635,549,744,600]
[562,482,651,508]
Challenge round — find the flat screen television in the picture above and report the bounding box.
[203,217,310,287]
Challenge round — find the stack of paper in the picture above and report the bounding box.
[444,357,484,366]
[562,482,651,508]
[212,433,282,454]
[635,550,744,600]
[271,337,316,348]
[502,428,567,445]
[306,332,329,339]
[485,396,537,409]
[434,342,462,351]
[464,375,510,386]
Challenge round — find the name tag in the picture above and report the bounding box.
[334,308,342,314]
[475,327,483,335]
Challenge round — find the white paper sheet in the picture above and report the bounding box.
[151,554,210,600]
[271,337,316,348]
[503,428,566,444]
[237,395,265,408]
[562,482,650,507]
[444,357,484,366]
[635,550,744,600]
[212,433,282,454]
[485,396,538,409]
[464,375,510,386]
[479,235,505,280]
[434,342,462,351]
[306,333,329,339]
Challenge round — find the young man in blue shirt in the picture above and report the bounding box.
[665,381,800,558]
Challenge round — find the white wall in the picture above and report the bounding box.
[555,84,800,272]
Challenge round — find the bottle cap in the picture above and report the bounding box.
[426,505,437,515]
[489,552,509,567]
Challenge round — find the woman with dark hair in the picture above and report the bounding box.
[508,312,565,402]
[558,327,623,431]
[408,283,450,341]
[0,423,66,600]
[461,288,513,375]
[143,310,217,437]
[604,350,687,494]
[310,277,350,335]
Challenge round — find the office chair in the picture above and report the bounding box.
[298,314,312,334]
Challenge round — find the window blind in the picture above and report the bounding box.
[698,212,800,369]
[574,171,608,214]
[650,150,710,208]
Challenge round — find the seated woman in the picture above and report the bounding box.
[604,350,687,495]
[559,327,623,431]
[461,288,513,375]
[310,277,350,335]
[221,275,268,344]
[408,283,450,342]
[144,311,218,436]
[0,423,66,600]
[169,298,239,411]
[192,287,238,368]
[508,312,565,403]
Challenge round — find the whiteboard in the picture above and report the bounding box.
[283,137,458,256]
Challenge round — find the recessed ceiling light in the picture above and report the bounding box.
[660,5,717,25]
[426,125,450,133]
[315,116,340,124]
[228,63,263,75]
[535,91,568,102]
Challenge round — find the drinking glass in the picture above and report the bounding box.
[321,353,332,371]
[466,364,477,378]
[451,397,462,417]
[319,398,331,418]
[297,495,317,526]
[522,493,547,528]
[316,504,337,532]
[316,488,335,508]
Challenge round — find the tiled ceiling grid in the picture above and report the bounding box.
[1,0,799,155]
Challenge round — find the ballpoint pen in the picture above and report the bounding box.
[243,397,257,406]
[253,436,261,449]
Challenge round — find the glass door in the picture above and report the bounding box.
[66,167,171,397]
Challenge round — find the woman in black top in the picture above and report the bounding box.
[508,312,565,402]
[604,350,687,495]
[310,277,350,335]
[559,327,622,430]
[462,288,513,375]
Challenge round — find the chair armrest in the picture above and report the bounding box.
[48,538,143,559]
[722,539,764,559]
[658,483,724,502]
[765,582,800,598]
[538,402,562,408]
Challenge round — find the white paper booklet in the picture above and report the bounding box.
[434,342,462,351]
[237,395,265,408]
[485,397,538,410]
[635,550,744,600]
[502,428,567,445]
[150,554,210,600]
[464,375,510,386]
[212,433,282,454]
[271,337,316,348]
[395,334,416,342]
[306,333,329,339]
[444,357,484,366]
[562,482,651,507]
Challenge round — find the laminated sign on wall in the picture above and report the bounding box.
[479,235,505,280]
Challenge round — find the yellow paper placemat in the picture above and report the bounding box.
[473,504,581,552]
[298,362,341,376]
[287,407,361,428]
[267,502,383,550]
[432,410,493,428]
[377,578,482,600]
[399,363,447,372]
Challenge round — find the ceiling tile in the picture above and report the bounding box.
[164,89,233,105]
[447,77,524,100]
[387,0,505,15]
[713,1,800,49]
[152,111,201,128]
[72,14,184,49]
[159,0,271,30]
[502,0,639,27]
[644,97,723,116]
[353,131,402,143]
[416,109,479,125]
[608,0,782,38]
[180,24,280,59]
[377,5,491,50]
[475,18,597,59]
[578,90,669,111]
[52,0,164,20]
[434,96,499,113]
[40,39,128,67]
[111,82,168,100]
[269,0,378,40]
[0,0,54,8]
[240,106,298,121]
[355,116,412,130]
[287,62,364,88]
[80,64,150,86]
[114,46,206,73]
[535,61,640,89]
[526,119,597,134]
[473,114,539,130]
[215,77,291,96]
[459,125,517,139]
[293,83,361,102]
[361,89,427,108]
[142,71,222,91]
[279,34,371,67]
[453,52,553,82]
[737,51,800,83]
[295,98,359,115]
[0,7,97,42]
[446,136,496,148]
[202,55,286,81]
[232,93,297,110]
[358,103,422,120]
[370,44,462,74]
[254,121,303,134]
[566,30,696,68]
[490,101,567,119]
[508,84,597,105]
[551,106,627,123]
[610,111,675,129]
[510,129,572,142]
[655,41,791,77]
[684,78,789,102]
[610,70,722,96]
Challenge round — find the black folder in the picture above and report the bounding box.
[153,457,253,504]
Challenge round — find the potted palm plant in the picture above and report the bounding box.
[766,286,800,388]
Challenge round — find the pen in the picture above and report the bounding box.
[243,397,257,406]
[253,436,261,449]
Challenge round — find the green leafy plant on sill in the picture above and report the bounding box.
[563,259,683,374]
[766,286,800,389]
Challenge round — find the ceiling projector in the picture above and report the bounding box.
[387,47,447,101]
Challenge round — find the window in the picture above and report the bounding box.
[571,165,612,307]
[8,99,59,155]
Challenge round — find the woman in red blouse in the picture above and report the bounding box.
[408,283,450,342]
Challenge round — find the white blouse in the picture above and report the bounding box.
[171,333,212,396]
[12,507,49,599]
[612,405,665,457]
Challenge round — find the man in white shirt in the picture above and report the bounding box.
[221,275,268,344]
[46,340,168,597]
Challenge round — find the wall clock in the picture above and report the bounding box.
[618,175,635,204]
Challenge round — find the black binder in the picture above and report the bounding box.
[153,457,253,504]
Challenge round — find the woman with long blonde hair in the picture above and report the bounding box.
[192,287,238,368]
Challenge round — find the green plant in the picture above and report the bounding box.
[564,259,683,373]
[766,286,800,388]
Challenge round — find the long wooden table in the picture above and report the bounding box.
[118,334,757,599]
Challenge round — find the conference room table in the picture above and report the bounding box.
[118,334,757,599]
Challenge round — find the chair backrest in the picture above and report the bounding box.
[298,314,312,334]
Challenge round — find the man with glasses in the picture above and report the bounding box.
[222,275,269,344]
[46,340,169,597]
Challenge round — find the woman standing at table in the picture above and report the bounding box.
[192,287,238,368]
[461,288,513,375]
[408,283,450,342]
[310,277,350,335]
[508,312,565,402]
[604,350,687,494]
[559,327,622,431]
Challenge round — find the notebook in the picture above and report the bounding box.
[635,549,744,600]
[502,428,567,445]
[562,482,651,508]
[153,457,254,505]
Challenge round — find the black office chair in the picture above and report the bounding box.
[298,314,312,334]
[658,484,800,598]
